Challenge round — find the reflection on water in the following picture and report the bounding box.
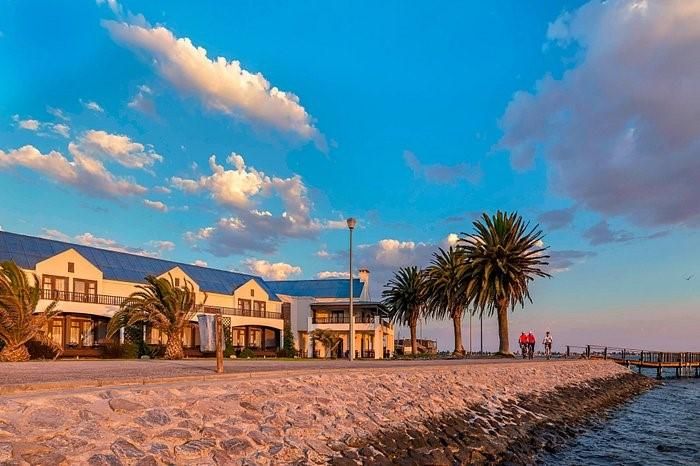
[541,376,700,465]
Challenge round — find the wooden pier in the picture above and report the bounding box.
[566,345,700,379]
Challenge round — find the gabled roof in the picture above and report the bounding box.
[266,278,364,299]
[0,231,281,301]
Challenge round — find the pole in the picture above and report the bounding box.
[469,312,472,355]
[215,312,224,373]
[349,225,354,361]
[480,312,483,355]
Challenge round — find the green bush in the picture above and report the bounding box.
[102,341,139,359]
[26,340,59,360]
[238,347,255,359]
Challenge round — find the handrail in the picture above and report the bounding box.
[312,315,375,324]
[40,289,282,320]
[566,344,700,363]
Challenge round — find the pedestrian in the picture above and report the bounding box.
[518,331,528,359]
[527,331,536,359]
[543,331,553,360]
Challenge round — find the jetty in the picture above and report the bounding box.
[566,345,700,379]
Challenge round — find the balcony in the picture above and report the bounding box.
[312,315,376,324]
[203,306,282,320]
[39,290,282,320]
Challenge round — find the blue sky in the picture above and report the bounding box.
[1,0,699,350]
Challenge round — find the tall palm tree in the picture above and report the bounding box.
[425,247,471,356]
[107,275,206,360]
[460,211,550,356]
[382,266,426,357]
[0,261,61,362]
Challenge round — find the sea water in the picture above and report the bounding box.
[541,376,700,465]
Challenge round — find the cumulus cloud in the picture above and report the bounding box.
[548,249,596,273]
[148,240,175,252]
[41,228,161,257]
[316,271,351,279]
[192,259,208,267]
[538,206,577,231]
[82,100,104,113]
[73,130,162,170]
[50,123,71,138]
[583,220,635,246]
[143,199,168,212]
[0,145,146,198]
[47,107,69,121]
[499,0,700,227]
[103,18,324,148]
[12,115,70,137]
[243,259,301,280]
[13,115,40,131]
[404,150,481,185]
[178,153,344,255]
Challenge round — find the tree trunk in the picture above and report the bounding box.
[496,298,513,357]
[452,310,465,356]
[410,323,418,357]
[164,334,185,360]
[0,343,30,362]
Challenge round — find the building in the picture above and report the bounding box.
[267,270,395,359]
[394,338,438,356]
[0,231,284,357]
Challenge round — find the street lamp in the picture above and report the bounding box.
[347,217,356,361]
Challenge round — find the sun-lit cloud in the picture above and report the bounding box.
[148,239,175,252]
[12,115,40,131]
[316,271,351,279]
[500,0,700,227]
[73,130,162,170]
[102,18,324,148]
[143,199,168,212]
[128,84,156,116]
[41,228,161,257]
[82,100,104,113]
[243,258,302,280]
[47,107,70,121]
[192,259,208,267]
[0,145,146,198]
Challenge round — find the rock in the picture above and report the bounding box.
[174,439,216,459]
[21,450,68,465]
[134,455,158,466]
[0,442,12,461]
[87,454,123,466]
[108,398,145,413]
[110,439,144,459]
[137,408,171,427]
[161,428,192,440]
[28,407,64,429]
[118,428,147,444]
[221,437,254,456]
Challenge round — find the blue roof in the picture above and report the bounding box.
[266,278,364,299]
[0,231,281,301]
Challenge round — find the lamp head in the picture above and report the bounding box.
[346,217,357,230]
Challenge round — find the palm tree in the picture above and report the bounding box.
[0,261,61,362]
[460,211,550,356]
[107,275,206,360]
[382,266,426,357]
[310,328,340,358]
[425,247,471,356]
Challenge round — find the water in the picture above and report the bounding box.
[542,376,700,465]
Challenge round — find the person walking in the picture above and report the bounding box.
[543,331,553,360]
[518,331,528,359]
[526,331,536,359]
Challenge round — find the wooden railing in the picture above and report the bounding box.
[312,315,375,324]
[40,289,282,320]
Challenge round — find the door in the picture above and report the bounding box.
[42,275,69,300]
[74,279,97,303]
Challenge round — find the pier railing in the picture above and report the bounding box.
[566,344,700,379]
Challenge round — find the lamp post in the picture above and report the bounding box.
[347,217,356,361]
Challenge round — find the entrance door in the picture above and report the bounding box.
[336,338,344,359]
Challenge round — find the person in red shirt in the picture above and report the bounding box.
[527,331,536,359]
[518,332,528,359]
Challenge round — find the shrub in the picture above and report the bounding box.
[238,347,255,359]
[102,341,139,359]
[26,340,59,360]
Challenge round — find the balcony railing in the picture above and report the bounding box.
[39,289,125,306]
[312,315,376,324]
[39,289,282,320]
[203,306,282,320]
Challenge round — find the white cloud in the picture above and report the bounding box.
[149,240,175,252]
[42,228,161,257]
[499,0,700,227]
[0,145,146,198]
[103,18,324,148]
[404,150,481,185]
[143,199,168,212]
[74,130,162,170]
[316,271,350,279]
[128,84,156,115]
[243,259,302,280]
[192,259,208,267]
[47,107,70,121]
[50,123,70,138]
[82,100,104,113]
[13,115,40,131]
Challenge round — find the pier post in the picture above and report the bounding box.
[622,349,626,362]
[586,345,590,359]
[657,353,663,380]
[566,346,570,359]
[639,350,643,374]
[603,347,607,360]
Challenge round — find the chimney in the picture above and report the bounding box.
[358,268,370,301]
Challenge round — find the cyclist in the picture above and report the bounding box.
[526,331,536,359]
[543,331,553,360]
[518,332,528,359]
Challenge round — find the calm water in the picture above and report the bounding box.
[542,376,700,466]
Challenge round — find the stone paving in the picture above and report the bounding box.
[0,360,629,465]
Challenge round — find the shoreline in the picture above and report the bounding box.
[0,360,653,464]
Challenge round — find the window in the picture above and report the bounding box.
[67,262,75,273]
[250,289,254,297]
[50,318,64,347]
[234,328,246,346]
[42,275,69,299]
[74,279,97,302]
[174,278,181,287]
[238,299,252,312]
[248,328,261,348]
[253,301,266,313]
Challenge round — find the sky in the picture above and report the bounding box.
[1,0,699,351]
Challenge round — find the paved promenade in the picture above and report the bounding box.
[0,357,554,394]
